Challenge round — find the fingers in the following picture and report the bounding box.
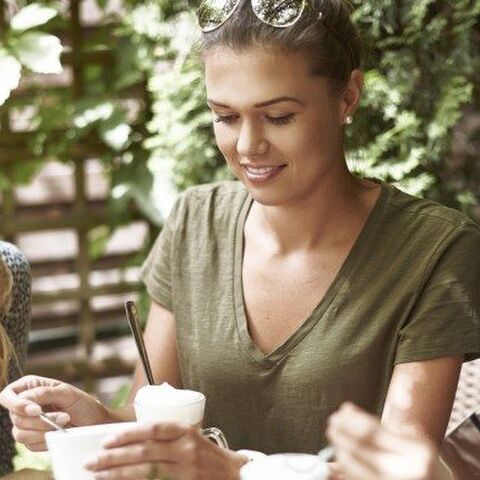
[102,422,190,448]
[328,403,392,451]
[4,375,61,396]
[86,441,179,470]
[327,408,393,480]
[86,423,196,479]
[10,411,70,451]
[19,440,48,452]
[18,385,70,408]
[327,403,437,480]
[328,402,433,456]
[0,383,42,416]
[12,425,48,447]
[12,411,70,432]
[333,449,384,480]
[327,421,386,480]
[89,462,178,480]
[0,375,63,416]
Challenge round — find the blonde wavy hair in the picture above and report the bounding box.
[0,257,14,388]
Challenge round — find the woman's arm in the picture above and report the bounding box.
[381,356,462,447]
[326,356,462,480]
[105,300,182,422]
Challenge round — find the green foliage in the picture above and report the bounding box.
[109,383,132,408]
[14,443,51,471]
[349,0,480,208]
[145,42,231,190]
[0,2,62,105]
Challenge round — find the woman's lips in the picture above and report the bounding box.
[242,164,286,183]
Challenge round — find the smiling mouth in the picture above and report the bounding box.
[242,164,286,183]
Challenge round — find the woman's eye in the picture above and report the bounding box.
[267,114,295,125]
[213,114,295,126]
[214,115,237,125]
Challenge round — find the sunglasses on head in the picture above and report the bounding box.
[195,0,322,33]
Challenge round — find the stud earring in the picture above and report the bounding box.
[344,116,353,125]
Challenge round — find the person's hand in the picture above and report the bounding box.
[326,403,445,480]
[84,421,247,480]
[0,375,111,451]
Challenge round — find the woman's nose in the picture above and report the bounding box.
[236,121,268,156]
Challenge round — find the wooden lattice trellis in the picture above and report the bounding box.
[0,0,151,395]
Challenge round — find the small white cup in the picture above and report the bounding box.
[134,384,205,426]
[134,383,228,449]
[240,453,329,480]
[46,422,136,480]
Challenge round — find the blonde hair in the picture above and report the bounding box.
[0,257,14,388]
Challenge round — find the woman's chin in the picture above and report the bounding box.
[232,168,295,207]
[243,185,292,207]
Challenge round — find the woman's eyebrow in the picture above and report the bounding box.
[207,96,305,108]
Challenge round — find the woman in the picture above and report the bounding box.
[1,1,479,479]
[0,243,31,477]
[0,255,14,388]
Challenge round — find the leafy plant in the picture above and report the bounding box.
[348,0,480,211]
[0,2,62,105]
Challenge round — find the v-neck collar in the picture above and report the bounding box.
[232,181,391,368]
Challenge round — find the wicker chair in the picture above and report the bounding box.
[448,359,480,432]
[0,242,32,477]
[442,358,480,479]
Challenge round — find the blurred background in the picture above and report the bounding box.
[0,0,479,468]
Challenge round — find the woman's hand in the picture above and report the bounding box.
[0,375,111,451]
[85,421,247,480]
[326,403,448,480]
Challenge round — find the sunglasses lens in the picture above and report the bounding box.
[197,0,240,32]
[252,0,304,27]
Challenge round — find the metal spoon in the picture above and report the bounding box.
[39,413,69,433]
[125,300,155,385]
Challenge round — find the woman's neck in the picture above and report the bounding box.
[247,172,381,255]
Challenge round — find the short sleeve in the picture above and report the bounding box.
[395,222,480,364]
[140,196,183,311]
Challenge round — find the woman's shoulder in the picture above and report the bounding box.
[385,183,480,239]
[173,180,249,222]
[181,180,247,202]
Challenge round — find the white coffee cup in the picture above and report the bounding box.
[240,453,329,480]
[134,383,228,448]
[45,422,136,480]
[134,383,205,426]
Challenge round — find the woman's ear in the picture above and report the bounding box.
[340,69,363,121]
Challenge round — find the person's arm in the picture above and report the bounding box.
[381,356,462,448]
[0,301,183,450]
[0,376,112,451]
[326,356,461,480]
[105,300,182,422]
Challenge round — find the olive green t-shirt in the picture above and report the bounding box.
[140,180,480,454]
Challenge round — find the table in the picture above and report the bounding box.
[1,469,52,480]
